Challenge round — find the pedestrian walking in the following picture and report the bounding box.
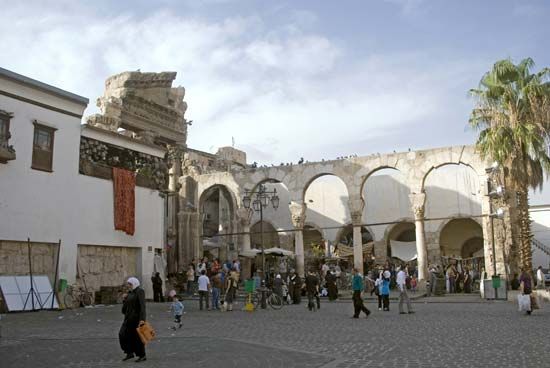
[325,269,338,301]
[224,268,239,311]
[211,271,223,310]
[305,269,320,311]
[380,270,391,311]
[536,266,545,289]
[197,270,211,310]
[273,274,283,298]
[170,296,183,330]
[463,268,472,293]
[151,272,164,303]
[447,264,457,293]
[186,264,195,295]
[351,268,371,318]
[290,269,302,304]
[519,268,534,315]
[397,265,414,314]
[119,277,147,362]
[374,270,383,310]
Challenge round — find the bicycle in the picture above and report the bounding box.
[253,288,284,310]
[64,285,93,309]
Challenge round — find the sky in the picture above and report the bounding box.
[1,0,549,167]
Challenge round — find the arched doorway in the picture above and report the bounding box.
[439,218,485,283]
[303,174,350,271]
[303,224,324,272]
[336,224,375,272]
[199,185,236,261]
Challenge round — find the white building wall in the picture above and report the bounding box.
[0,77,163,298]
[531,205,550,269]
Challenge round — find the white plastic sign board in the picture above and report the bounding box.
[0,275,59,311]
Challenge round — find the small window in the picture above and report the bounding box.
[31,123,56,172]
[0,110,15,164]
[0,114,9,141]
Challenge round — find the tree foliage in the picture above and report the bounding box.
[469,58,550,190]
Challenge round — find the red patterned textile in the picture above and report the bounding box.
[113,167,135,235]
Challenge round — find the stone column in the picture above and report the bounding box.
[289,201,306,278]
[237,207,253,279]
[351,212,364,274]
[348,198,365,274]
[166,145,183,273]
[410,193,428,282]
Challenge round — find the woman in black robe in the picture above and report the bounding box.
[119,277,147,362]
[325,270,338,301]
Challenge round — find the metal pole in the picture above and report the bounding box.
[27,238,35,310]
[260,193,265,274]
[51,239,61,309]
[488,177,498,300]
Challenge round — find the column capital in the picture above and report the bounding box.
[409,192,426,219]
[289,201,307,228]
[350,211,363,226]
[236,207,253,227]
[348,198,364,225]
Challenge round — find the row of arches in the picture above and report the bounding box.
[197,160,487,277]
[243,217,483,259]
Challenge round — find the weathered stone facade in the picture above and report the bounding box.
[177,145,521,282]
[0,240,59,284]
[76,245,139,292]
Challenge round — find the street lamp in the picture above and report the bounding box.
[242,184,280,274]
[486,164,506,299]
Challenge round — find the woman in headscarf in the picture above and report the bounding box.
[273,274,283,298]
[325,269,338,301]
[119,277,147,362]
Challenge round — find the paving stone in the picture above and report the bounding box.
[0,298,548,367]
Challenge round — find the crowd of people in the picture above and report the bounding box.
[117,259,548,362]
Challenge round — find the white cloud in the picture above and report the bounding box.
[382,0,426,15]
[0,1,479,164]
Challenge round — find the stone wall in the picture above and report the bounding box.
[77,244,139,293]
[0,240,59,284]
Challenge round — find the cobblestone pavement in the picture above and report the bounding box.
[1,297,549,368]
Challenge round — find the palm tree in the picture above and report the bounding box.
[469,57,550,274]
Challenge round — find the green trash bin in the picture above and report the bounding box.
[244,280,255,293]
[58,278,67,292]
[492,275,501,289]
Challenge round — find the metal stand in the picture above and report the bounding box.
[42,239,61,309]
[23,238,42,311]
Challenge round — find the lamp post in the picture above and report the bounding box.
[486,163,505,299]
[242,184,280,274]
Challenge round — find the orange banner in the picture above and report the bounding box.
[113,167,135,235]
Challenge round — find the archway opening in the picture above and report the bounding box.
[439,218,483,258]
[386,222,417,265]
[250,221,280,249]
[199,185,235,261]
[249,181,292,250]
[304,174,349,269]
[424,164,482,219]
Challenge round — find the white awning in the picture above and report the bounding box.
[239,249,262,258]
[202,238,221,249]
[390,240,417,262]
[264,247,294,257]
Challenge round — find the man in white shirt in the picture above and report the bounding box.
[397,265,414,314]
[197,270,211,310]
[536,266,545,289]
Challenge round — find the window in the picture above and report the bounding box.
[0,110,15,164]
[0,114,9,145]
[31,122,56,172]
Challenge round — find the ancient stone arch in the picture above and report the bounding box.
[187,145,504,280]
